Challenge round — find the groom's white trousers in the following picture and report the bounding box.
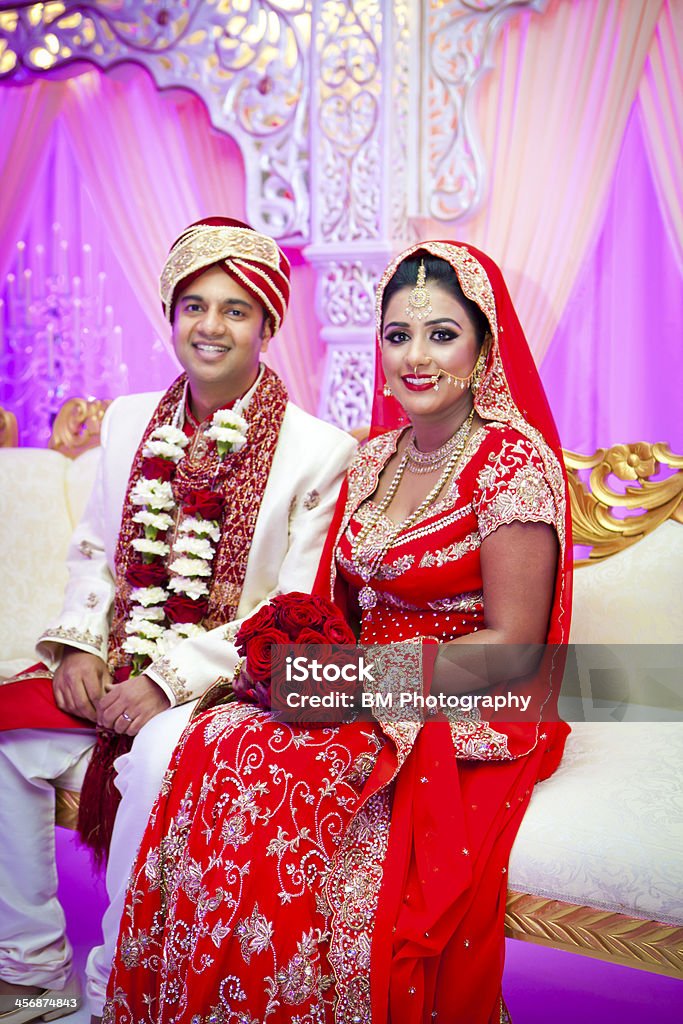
[0,702,195,1014]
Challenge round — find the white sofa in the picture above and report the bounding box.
[1,410,681,978]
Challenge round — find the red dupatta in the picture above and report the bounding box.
[314,241,572,1023]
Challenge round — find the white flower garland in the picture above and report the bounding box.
[123,414,248,672]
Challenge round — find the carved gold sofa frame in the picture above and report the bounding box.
[2,402,681,980]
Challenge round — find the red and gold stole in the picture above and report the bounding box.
[79,366,288,861]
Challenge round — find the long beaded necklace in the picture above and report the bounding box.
[353,408,475,612]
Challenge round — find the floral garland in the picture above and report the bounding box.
[122,408,249,675]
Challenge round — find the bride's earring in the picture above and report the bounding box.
[383,383,393,397]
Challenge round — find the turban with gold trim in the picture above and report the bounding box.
[160,216,291,333]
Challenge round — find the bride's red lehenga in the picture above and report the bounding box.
[105,242,572,1024]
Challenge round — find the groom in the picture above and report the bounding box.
[0,217,357,1023]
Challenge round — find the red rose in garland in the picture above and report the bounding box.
[126,562,169,588]
[165,594,209,625]
[141,457,176,482]
[183,490,224,520]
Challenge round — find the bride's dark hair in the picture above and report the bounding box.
[381,255,490,346]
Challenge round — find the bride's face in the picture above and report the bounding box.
[381,283,481,422]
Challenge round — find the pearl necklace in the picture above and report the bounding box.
[406,416,474,474]
[352,409,475,612]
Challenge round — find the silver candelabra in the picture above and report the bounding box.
[0,224,127,446]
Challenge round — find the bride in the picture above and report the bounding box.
[105,241,571,1024]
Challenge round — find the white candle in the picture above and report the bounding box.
[16,240,26,281]
[73,298,81,357]
[58,239,69,283]
[72,275,81,300]
[51,223,60,276]
[112,324,123,369]
[47,322,55,377]
[82,244,93,293]
[23,268,32,307]
[35,244,46,297]
[97,272,106,323]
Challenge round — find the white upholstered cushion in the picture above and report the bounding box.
[509,721,683,925]
[64,447,99,528]
[570,520,683,644]
[0,449,72,666]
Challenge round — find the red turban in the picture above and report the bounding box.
[160,216,291,333]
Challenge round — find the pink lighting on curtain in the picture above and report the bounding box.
[417,0,664,365]
[639,0,683,276]
[540,101,683,454]
[0,64,323,415]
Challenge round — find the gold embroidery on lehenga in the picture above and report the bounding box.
[327,791,392,1024]
[1,667,54,685]
[235,903,274,963]
[449,719,511,760]
[475,438,557,539]
[419,530,481,567]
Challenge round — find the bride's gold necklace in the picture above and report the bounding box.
[406,423,469,474]
[353,408,475,612]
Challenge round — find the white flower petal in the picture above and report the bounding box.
[125,618,165,639]
[155,631,182,656]
[130,586,168,607]
[173,536,215,560]
[170,623,206,639]
[143,439,186,462]
[133,510,174,531]
[122,636,159,658]
[205,426,245,444]
[130,479,175,511]
[169,557,212,577]
[210,409,248,432]
[178,517,220,541]
[132,538,170,557]
[131,604,166,621]
[149,425,189,447]
[167,577,210,599]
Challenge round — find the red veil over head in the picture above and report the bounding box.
[320,239,572,646]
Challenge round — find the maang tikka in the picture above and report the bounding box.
[405,259,432,320]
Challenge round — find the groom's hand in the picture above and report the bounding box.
[52,648,111,722]
[97,674,170,736]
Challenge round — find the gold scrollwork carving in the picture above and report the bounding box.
[0,1,310,237]
[505,889,683,979]
[0,404,19,447]
[563,443,683,564]
[48,397,111,458]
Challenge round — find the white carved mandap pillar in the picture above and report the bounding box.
[306,0,544,430]
[306,0,414,431]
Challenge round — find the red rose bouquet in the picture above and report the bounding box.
[232,591,356,710]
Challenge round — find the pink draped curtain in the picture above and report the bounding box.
[0,80,65,286]
[414,0,682,451]
[638,0,683,275]
[0,64,320,413]
[418,0,664,364]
